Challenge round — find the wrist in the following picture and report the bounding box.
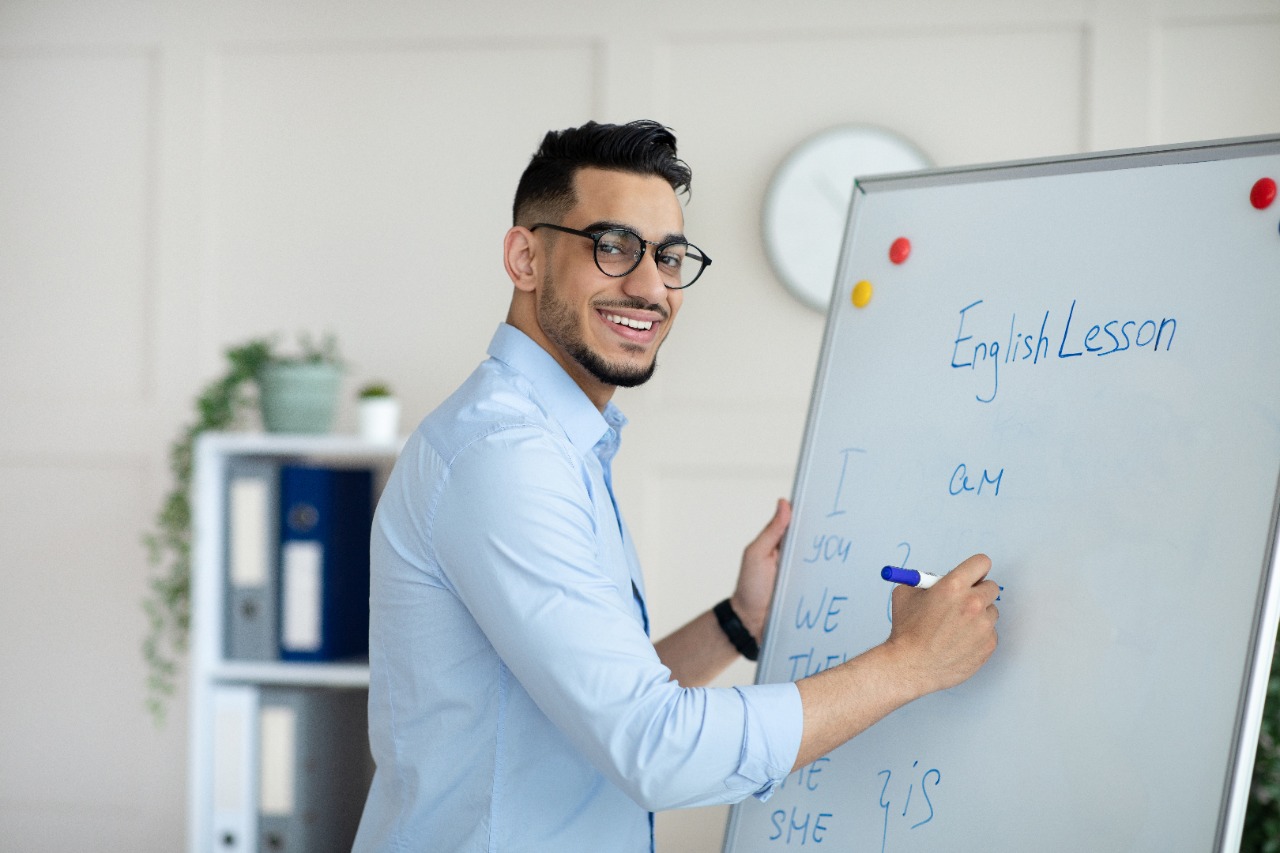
[878,636,933,703]
[714,599,760,661]
[728,593,765,640]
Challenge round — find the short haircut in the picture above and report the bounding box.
[512,120,692,226]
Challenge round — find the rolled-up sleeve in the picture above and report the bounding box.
[732,683,804,802]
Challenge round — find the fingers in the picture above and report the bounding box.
[766,498,791,537]
[942,553,992,588]
[747,498,791,555]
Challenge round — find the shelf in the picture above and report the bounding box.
[197,430,405,459]
[211,660,370,688]
[188,432,396,852]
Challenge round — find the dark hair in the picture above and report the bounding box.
[512,120,692,226]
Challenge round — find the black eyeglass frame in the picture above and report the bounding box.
[529,223,711,289]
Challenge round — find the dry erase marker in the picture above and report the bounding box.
[881,566,941,588]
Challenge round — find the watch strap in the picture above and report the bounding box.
[714,598,760,662]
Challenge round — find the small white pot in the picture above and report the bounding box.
[358,396,401,444]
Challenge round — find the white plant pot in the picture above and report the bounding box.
[358,397,401,444]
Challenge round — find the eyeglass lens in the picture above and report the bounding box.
[596,229,707,289]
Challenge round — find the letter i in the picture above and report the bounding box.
[902,760,918,817]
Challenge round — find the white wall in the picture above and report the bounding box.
[1,1,1276,850]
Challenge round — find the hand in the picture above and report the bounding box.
[885,553,1000,697]
[730,498,792,640]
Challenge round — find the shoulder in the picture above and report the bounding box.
[393,359,585,507]
[420,359,574,469]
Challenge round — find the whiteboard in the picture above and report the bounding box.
[725,137,1280,853]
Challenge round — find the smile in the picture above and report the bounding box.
[602,312,654,331]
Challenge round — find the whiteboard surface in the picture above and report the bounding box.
[725,138,1280,853]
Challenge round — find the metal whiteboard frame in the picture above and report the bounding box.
[725,134,1280,853]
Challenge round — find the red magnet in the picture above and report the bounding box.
[889,237,911,264]
[1251,177,1277,210]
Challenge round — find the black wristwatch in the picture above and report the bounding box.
[714,599,760,661]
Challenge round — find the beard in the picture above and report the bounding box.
[537,272,660,388]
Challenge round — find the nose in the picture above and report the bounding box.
[620,248,669,305]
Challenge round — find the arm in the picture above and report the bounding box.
[655,499,791,686]
[434,435,792,810]
[791,553,1000,770]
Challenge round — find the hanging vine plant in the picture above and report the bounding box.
[141,333,345,724]
[141,339,272,724]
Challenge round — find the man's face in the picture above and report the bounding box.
[533,167,686,400]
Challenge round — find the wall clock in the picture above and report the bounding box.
[762,125,931,312]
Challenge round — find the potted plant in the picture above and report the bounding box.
[257,332,345,434]
[356,381,401,444]
[141,332,344,723]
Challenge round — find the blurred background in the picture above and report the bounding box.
[1,0,1277,850]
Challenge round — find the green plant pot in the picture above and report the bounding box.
[258,362,343,433]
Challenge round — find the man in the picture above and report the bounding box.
[353,120,1000,851]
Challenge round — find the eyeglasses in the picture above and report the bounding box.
[530,223,711,289]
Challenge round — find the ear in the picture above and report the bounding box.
[504,226,540,293]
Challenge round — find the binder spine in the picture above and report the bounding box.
[277,465,373,662]
[224,459,280,661]
[258,686,373,852]
[211,683,259,852]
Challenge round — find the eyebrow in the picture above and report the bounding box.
[583,219,687,245]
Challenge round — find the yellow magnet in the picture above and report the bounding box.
[852,280,874,308]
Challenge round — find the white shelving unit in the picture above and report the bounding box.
[186,432,401,853]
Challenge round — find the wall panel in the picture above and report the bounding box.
[0,462,186,850]
[210,43,596,427]
[1156,19,1280,142]
[0,50,155,401]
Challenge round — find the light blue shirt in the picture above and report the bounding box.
[354,324,802,852]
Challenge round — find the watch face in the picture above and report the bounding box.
[763,125,930,312]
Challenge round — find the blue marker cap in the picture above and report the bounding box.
[881,566,922,586]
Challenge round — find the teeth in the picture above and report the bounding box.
[604,313,653,331]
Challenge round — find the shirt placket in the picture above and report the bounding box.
[593,428,649,638]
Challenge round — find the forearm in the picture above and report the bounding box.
[654,609,739,686]
[656,589,768,686]
[791,642,922,770]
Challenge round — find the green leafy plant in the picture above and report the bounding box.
[142,339,271,724]
[141,332,344,724]
[286,331,343,368]
[358,381,393,399]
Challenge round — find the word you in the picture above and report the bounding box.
[951,299,1178,403]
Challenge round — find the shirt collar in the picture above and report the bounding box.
[486,323,627,455]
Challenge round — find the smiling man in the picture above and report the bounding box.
[353,120,1000,852]
[516,165,688,402]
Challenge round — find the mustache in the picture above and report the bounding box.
[592,297,669,321]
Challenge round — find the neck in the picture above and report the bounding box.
[504,306,616,412]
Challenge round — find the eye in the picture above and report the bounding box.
[597,230,640,258]
[656,244,688,270]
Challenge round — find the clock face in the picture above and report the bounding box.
[763,125,930,312]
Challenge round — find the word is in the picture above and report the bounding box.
[878,761,942,852]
